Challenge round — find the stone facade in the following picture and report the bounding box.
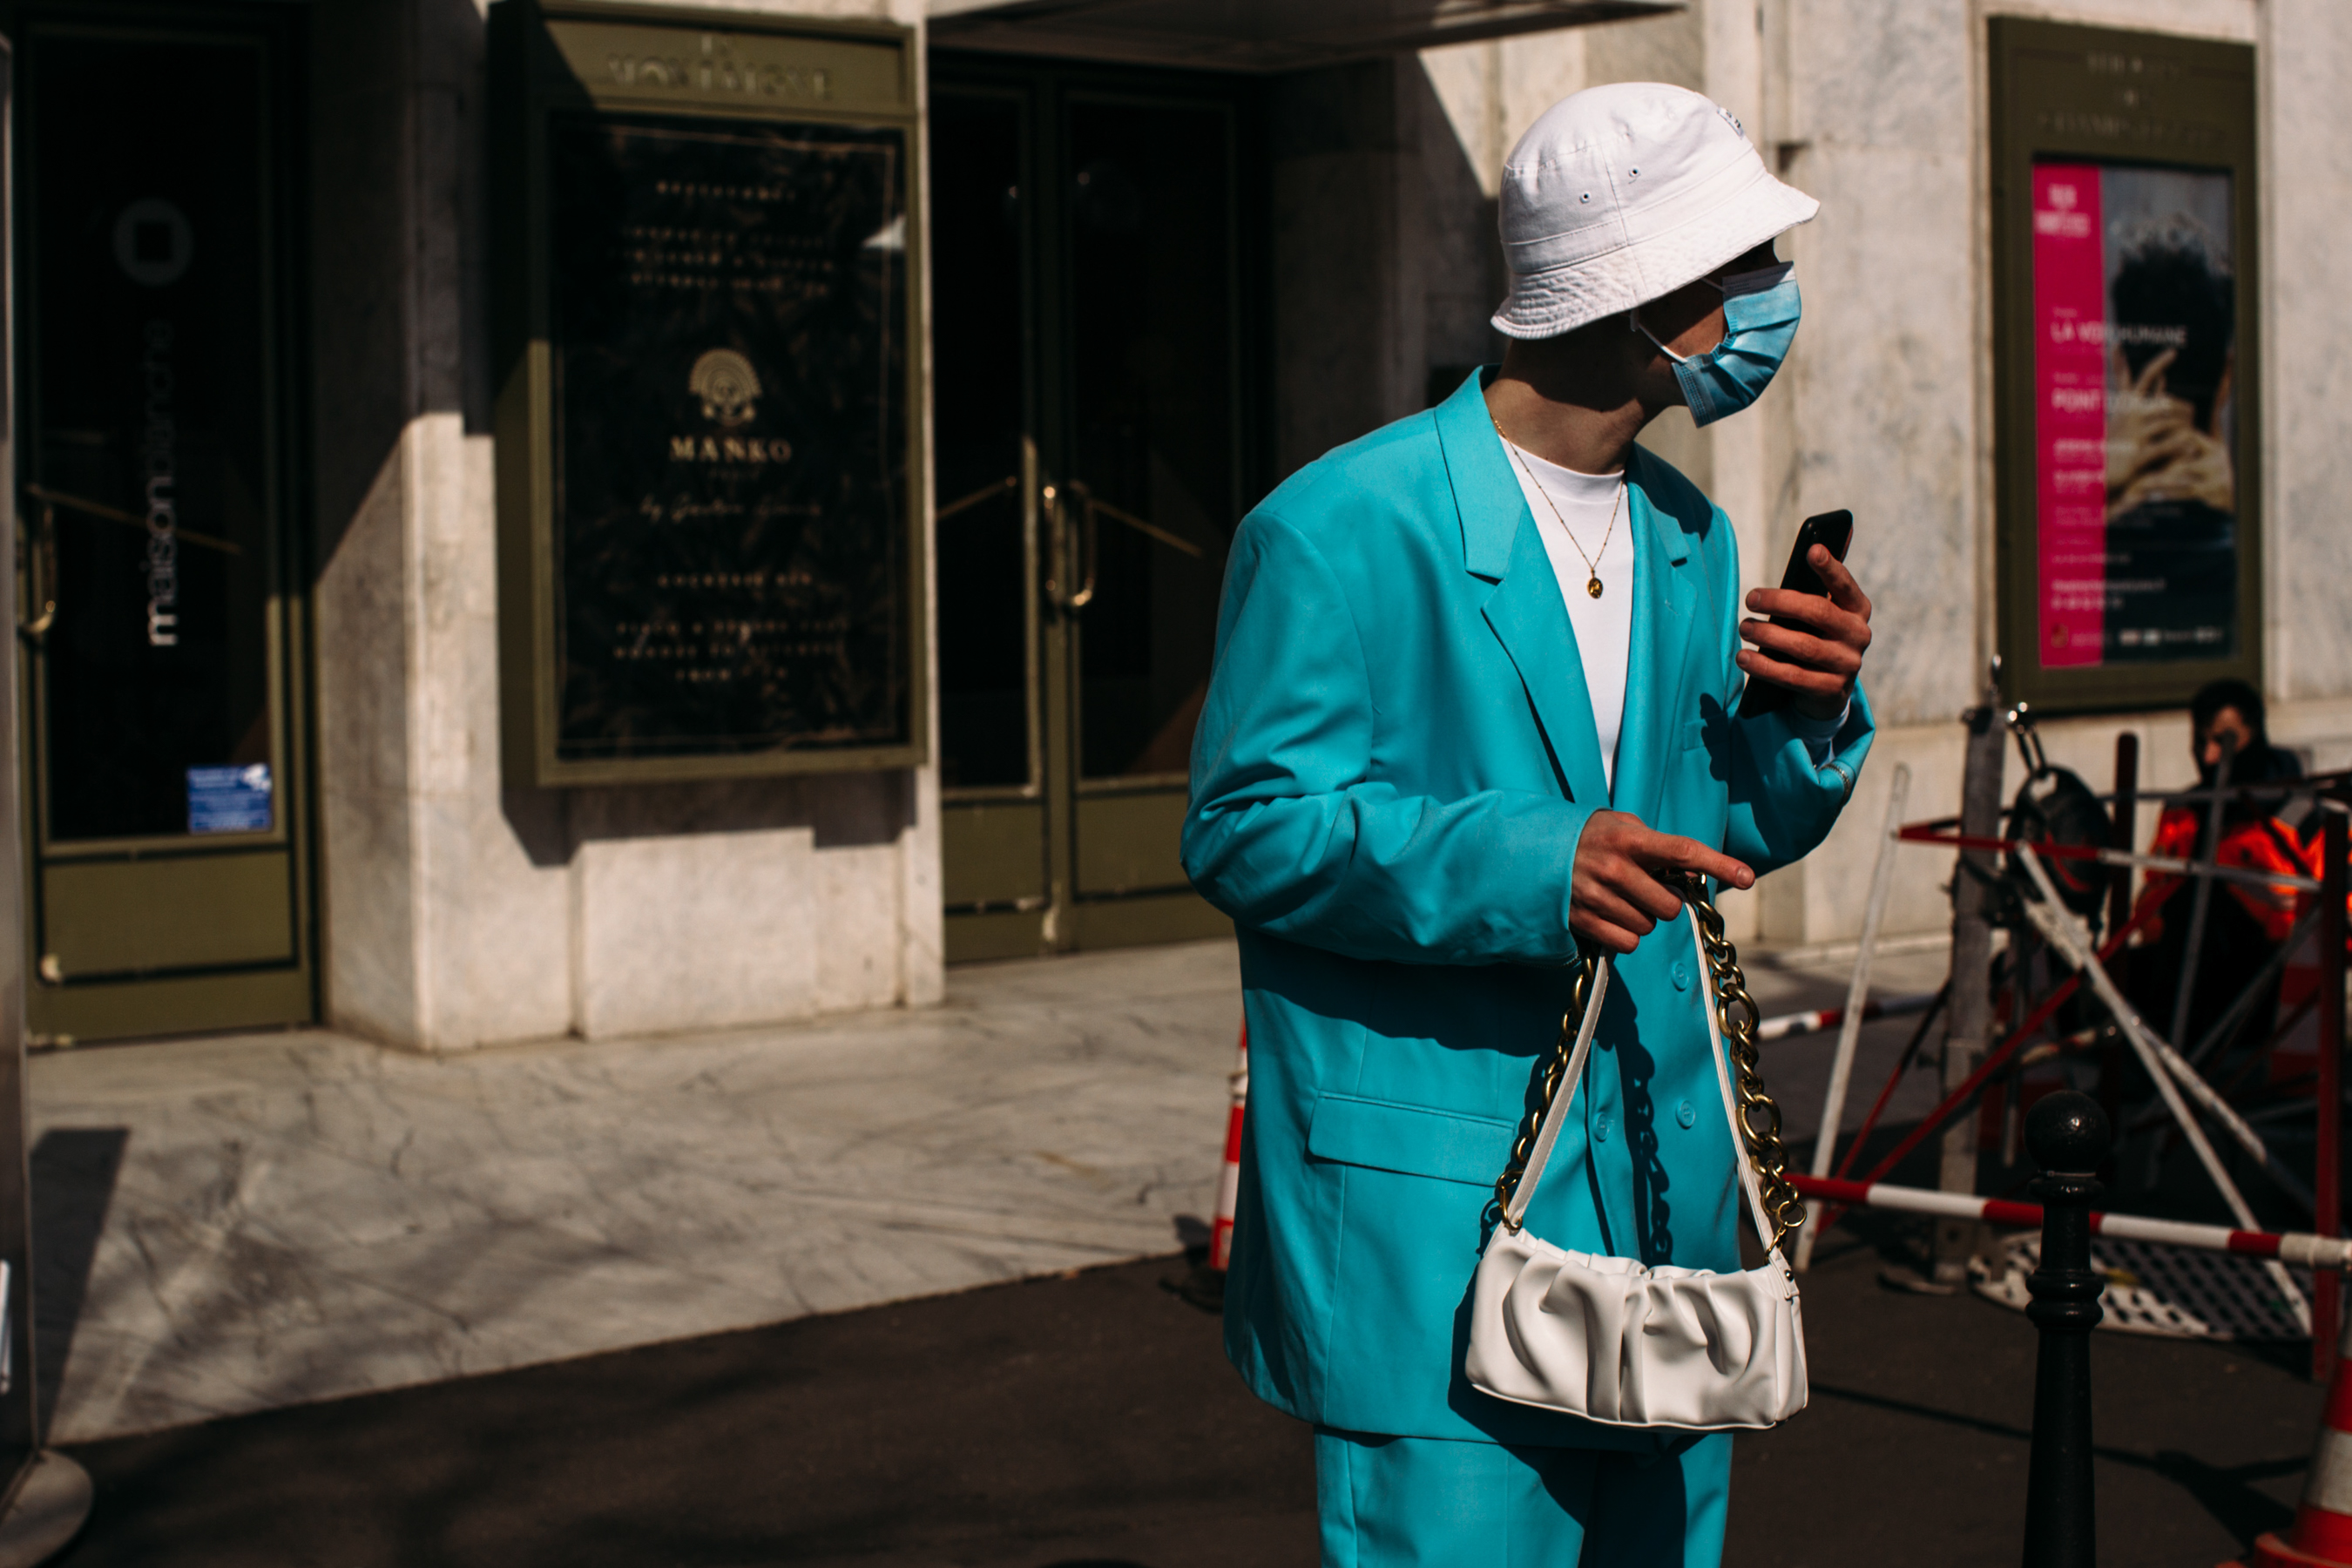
[302,0,2352,1050]
[309,0,941,1051]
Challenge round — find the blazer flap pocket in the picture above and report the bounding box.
[1307,1093,1517,1187]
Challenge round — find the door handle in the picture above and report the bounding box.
[14,483,250,645]
[1043,480,1097,612]
[1042,480,1207,616]
[17,499,54,645]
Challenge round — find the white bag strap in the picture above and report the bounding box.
[1500,910,1781,1261]
[1501,956,1610,1231]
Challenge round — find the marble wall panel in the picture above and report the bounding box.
[1415,43,1505,196]
[1584,3,1707,94]
[1782,139,1979,731]
[411,418,576,1049]
[415,794,573,1048]
[817,841,905,1012]
[899,770,946,1008]
[571,823,821,1038]
[1413,65,1503,389]
[315,449,422,1047]
[2272,700,2352,776]
[2261,0,2352,701]
[1788,0,1970,153]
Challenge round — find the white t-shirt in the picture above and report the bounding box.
[1504,440,1637,789]
[1504,438,1852,795]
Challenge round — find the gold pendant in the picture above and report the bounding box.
[1586,576,1604,599]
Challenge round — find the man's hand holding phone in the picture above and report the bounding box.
[1571,511,1870,956]
[1739,544,1874,721]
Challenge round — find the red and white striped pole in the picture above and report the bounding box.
[1755,990,1938,1044]
[2246,1308,2352,1566]
[1787,1173,2352,1269]
[1209,1020,1247,1273]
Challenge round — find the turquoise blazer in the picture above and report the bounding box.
[1182,369,1873,1448]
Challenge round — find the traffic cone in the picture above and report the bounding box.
[2241,1305,2352,1565]
[1165,1019,1247,1312]
[1209,1020,1248,1271]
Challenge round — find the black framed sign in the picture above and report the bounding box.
[1990,19,2259,714]
[491,0,924,784]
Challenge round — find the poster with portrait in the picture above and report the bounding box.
[2033,163,2238,669]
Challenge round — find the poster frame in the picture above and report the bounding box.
[1990,17,2261,715]
[490,0,928,786]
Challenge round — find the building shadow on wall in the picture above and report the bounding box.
[501,770,919,870]
[30,1126,126,1440]
[1262,54,1504,481]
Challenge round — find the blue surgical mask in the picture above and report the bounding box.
[1632,262,1801,427]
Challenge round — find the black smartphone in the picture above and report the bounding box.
[1737,509,1855,719]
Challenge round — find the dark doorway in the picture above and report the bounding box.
[14,3,314,1040]
[930,55,1262,962]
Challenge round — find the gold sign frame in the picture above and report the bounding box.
[1990,18,2261,714]
[490,0,927,786]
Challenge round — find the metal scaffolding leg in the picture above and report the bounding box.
[1935,683,2007,1285]
[2166,733,2237,1071]
[2318,800,2347,1381]
[2016,848,2309,1334]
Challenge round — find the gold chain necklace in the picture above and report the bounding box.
[1490,416,1623,600]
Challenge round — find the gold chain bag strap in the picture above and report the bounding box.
[1682,876,1809,1248]
[1463,875,1810,1430]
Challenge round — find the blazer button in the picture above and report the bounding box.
[1671,962,1691,991]
[1676,1098,1697,1128]
[1595,1115,1613,1143]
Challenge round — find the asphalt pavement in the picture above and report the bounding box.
[46,1216,2322,1568]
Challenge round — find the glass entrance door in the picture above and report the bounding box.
[931,60,1256,962]
[16,9,311,1040]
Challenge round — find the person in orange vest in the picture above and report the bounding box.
[2126,679,2307,1056]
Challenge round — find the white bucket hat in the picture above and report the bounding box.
[1491,83,1820,340]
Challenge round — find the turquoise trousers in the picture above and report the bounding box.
[1314,1427,1732,1567]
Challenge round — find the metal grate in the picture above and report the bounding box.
[1971,1232,2314,1342]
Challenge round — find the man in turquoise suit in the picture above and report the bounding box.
[1183,84,1876,1565]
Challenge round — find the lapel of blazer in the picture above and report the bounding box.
[1612,445,1701,827]
[1432,368,1609,807]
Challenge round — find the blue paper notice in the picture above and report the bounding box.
[187,764,274,834]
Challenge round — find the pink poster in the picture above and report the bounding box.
[2032,165,2107,668]
[2030,160,2239,671]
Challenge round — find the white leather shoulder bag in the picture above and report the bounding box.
[1465,881,1809,1431]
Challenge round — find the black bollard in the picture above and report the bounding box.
[2022,1090,2112,1568]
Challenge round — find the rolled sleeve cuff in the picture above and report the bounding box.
[1784,695,1852,767]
